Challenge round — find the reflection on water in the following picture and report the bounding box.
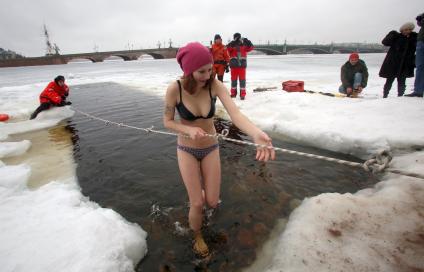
[3,124,76,188]
[67,82,379,272]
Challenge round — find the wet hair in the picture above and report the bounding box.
[181,73,214,95]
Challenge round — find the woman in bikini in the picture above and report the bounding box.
[163,42,275,257]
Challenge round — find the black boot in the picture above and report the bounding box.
[405,92,423,97]
[29,112,37,120]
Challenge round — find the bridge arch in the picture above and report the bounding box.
[253,48,285,55]
[66,56,103,63]
[146,53,165,59]
[67,58,95,63]
[287,48,330,54]
[336,48,357,54]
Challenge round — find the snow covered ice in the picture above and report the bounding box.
[1,53,423,271]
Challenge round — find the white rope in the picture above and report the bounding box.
[72,108,424,180]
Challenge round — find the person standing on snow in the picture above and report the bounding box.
[210,34,230,82]
[379,22,417,98]
[339,53,369,98]
[405,13,424,97]
[227,33,254,100]
[30,75,71,120]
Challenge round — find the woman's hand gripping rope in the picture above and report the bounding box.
[253,131,276,162]
[215,129,275,162]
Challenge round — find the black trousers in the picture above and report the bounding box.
[383,76,406,97]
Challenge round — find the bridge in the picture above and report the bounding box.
[0,43,386,68]
[0,48,178,68]
[254,43,386,55]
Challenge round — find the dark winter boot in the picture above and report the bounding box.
[230,88,237,98]
[240,88,246,100]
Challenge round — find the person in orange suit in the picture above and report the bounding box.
[30,75,71,120]
[210,34,230,82]
[211,34,230,82]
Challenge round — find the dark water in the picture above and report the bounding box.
[67,82,379,272]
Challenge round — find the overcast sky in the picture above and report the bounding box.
[0,0,422,56]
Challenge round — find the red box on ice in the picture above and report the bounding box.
[282,80,304,92]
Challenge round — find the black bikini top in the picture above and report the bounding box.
[175,80,216,121]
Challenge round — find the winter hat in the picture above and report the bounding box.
[399,22,415,32]
[54,75,65,83]
[233,33,241,40]
[349,53,359,61]
[214,34,222,41]
[176,42,213,76]
[416,13,424,27]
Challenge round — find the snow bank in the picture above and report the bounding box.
[265,151,424,272]
[0,140,31,158]
[0,164,148,272]
[233,92,424,159]
[0,93,148,272]
[0,106,75,140]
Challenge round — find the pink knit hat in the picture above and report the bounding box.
[176,42,213,76]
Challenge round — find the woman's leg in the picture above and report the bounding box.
[200,148,221,209]
[397,76,406,96]
[383,77,395,98]
[177,149,203,231]
[177,149,210,256]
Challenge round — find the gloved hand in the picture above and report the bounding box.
[225,65,229,73]
[65,101,72,105]
[242,38,253,46]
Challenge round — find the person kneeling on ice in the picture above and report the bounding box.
[30,75,71,120]
[339,53,369,97]
[164,42,275,257]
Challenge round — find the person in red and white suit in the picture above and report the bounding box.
[226,33,254,100]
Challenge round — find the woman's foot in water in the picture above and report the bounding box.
[193,231,209,258]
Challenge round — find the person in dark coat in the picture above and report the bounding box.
[339,53,368,98]
[379,22,417,98]
[405,13,424,97]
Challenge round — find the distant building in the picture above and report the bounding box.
[0,48,25,60]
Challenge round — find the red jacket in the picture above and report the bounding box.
[227,38,254,68]
[211,43,230,65]
[39,81,69,104]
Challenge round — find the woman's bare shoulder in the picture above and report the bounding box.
[166,80,180,98]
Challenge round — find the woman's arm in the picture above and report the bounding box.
[163,82,207,140]
[214,80,275,161]
[382,30,398,46]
